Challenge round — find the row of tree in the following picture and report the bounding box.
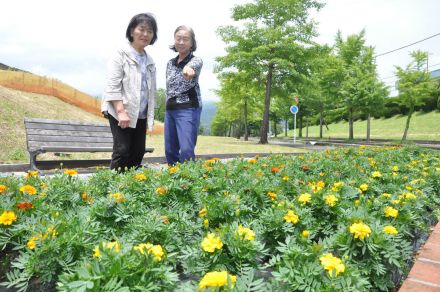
[210,0,440,142]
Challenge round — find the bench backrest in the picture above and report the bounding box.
[24,118,113,152]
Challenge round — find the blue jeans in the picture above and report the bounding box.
[164,107,202,165]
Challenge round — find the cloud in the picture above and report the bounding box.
[1,0,439,100]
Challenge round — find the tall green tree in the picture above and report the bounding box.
[336,30,386,140]
[216,0,323,144]
[395,50,434,142]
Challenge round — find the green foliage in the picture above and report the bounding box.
[0,147,439,290]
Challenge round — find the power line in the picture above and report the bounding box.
[374,32,440,58]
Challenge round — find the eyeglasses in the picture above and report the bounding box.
[175,37,191,43]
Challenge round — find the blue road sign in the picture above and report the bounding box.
[290,105,299,114]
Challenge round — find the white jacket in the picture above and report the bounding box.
[101,43,156,130]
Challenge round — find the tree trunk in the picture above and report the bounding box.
[273,119,278,137]
[298,114,303,138]
[402,107,413,142]
[349,108,354,140]
[284,120,288,137]
[319,110,323,139]
[259,63,274,144]
[244,97,248,141]
[306,120,309,138]
[366,113,371,142]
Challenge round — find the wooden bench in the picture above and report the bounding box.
[24,117,154,170]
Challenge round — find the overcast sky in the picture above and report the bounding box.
[1,0,439,101]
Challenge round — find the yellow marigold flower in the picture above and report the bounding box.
[169,166,179,174]
[384,206,399,218]
[372,171,381,178]
[359,184,368,193]
[325,194,338,207]
[0,210,17,225]
[24,170,39,178]
[110,192,125,203]
[349,222,372,240]
[282,176,289,181]
[355,199,360,206]
[267,192,277,201]
[404,192,417,200]
[331,181,344,191]
[134,243,151,255]
[161,215,170,224]
[93,246,101,258]
[383,225,398,235]
[137,243,165,261]
[319,172,326,177]
[302,230,310,238]
[27,236,38,250]
[298,193,311,205]
[320,253,345,277]
[248,158,257,164]
[64,169,78,176]
[392,166,399,172]
[202,233,223,253]
[81,192,94,203]
[155,186,167,196]
[20,185,37,195]
[0,184,7,193]
[317,181,325,188]
[382,193,392,198]
[198,207,208,217]
[436,167,440,172]
[256,170,263,177]
[237,225,255,241]
[203,219,209,228]
[198,271,237,291]
[148,244,165,261]
[134,173,147,181]
[284,210,299,224]
[106,241,121,253]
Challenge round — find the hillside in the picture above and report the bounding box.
[0,85,108,163]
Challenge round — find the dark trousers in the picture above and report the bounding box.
[108,114,146,171]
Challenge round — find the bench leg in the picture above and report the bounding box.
[29,151,43,172]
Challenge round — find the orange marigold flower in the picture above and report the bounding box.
[271,167,280,173]
[17,202,34,210]
[0,184,7,194]
[64,169,78,176]
[302,165,309,171]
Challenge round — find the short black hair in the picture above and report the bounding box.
[169,25,197,52]
[125,13,158,44]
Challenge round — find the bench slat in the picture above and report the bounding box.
[25,122,110,132]
[39,146,153,153]
[26,128,113,138]
[27,135,113,143]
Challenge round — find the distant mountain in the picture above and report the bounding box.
[200,101,217,135]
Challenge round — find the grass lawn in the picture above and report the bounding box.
[282,111,440,141]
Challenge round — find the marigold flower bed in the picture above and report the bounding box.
[1,146,439,291]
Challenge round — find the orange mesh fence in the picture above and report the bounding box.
[0,69,164,134]
[0,70,101,116]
